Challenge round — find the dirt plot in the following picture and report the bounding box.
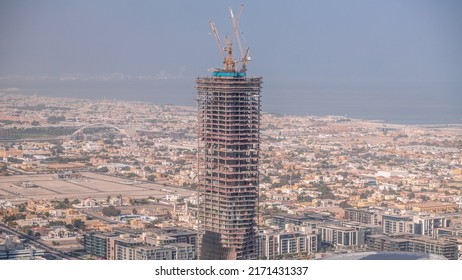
[0,172,194,203]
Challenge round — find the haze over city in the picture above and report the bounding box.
[1,0,461,123]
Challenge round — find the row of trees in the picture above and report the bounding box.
[53,198,80,209]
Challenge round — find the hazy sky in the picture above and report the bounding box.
[1,0,461,123]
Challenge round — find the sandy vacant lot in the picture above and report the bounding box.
[0,172,194,203]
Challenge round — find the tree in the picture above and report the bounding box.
[31,120,40,126]
[297,195,313,202]
[421,195,430,202]
[147,175,156,182]
[7,157,23,164]
[145,220,161,228]
[339,201,352,208]
[0,163,7,172]
[50,145,64,155]
[3,213,26,223]
[97,166,109,173]
[72,219,85,230]
[49,221,66,226]
[47,116,66,124]
[55,199,70,209]
[132,208,138,215]
[102,206,121,216]
[18,203,26,212]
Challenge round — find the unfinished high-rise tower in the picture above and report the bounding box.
[196,5,262,260]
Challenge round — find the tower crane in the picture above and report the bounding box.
[209,5,250,75]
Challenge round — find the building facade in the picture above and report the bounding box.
[318,222,382,249]
[84,228,197,260]
[382,214,415,235]
[366,234,458,260]
[258,230,317,260]
[196,74,262,260]
[413,215,451,236]
[83,231,118,259]
[344,208,381,225]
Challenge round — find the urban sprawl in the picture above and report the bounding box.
[0,93,461,260]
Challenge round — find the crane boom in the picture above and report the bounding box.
[209,20,225,60]
[241,47,250,72]
[230,4,244,60]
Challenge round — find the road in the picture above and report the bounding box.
[79,210,120,224]
[79,202,174,224]
[0,223,77,260]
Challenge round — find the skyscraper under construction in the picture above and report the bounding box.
[196,6,262,260]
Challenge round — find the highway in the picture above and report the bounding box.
[0,223,77,260]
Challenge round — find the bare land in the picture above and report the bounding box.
[0,172,195,203]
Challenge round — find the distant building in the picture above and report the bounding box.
[324,251,447,260]
[410,203,458,213]
[111,234,144,260]
[366,234,458,260]
[375,170,408,178]
[344,208,381,225]
[0,233,45,260]
[83,231,118,259]
[143,227,197,249]
[42,226,77,241]
[413,215,451,236]
[435,227,462,238]
[272,213,330,230]
[382,214,415,235]
[0,149,24,158]
[272,215,313,229]
[135,243,195,260]
[317,221,382,249]
[258,230,317,260]
[84,227,197,260]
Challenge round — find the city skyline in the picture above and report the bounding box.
[0,93,461,261]
[0,1,461,263]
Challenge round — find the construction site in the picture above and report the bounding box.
[196,5,262,260]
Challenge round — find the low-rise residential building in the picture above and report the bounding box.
[317,221,382,249]
[382,214,415,235]
[258,230,317,260]
[344,208,381,225]
[366,233,458,260]
[83,227,197,260]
